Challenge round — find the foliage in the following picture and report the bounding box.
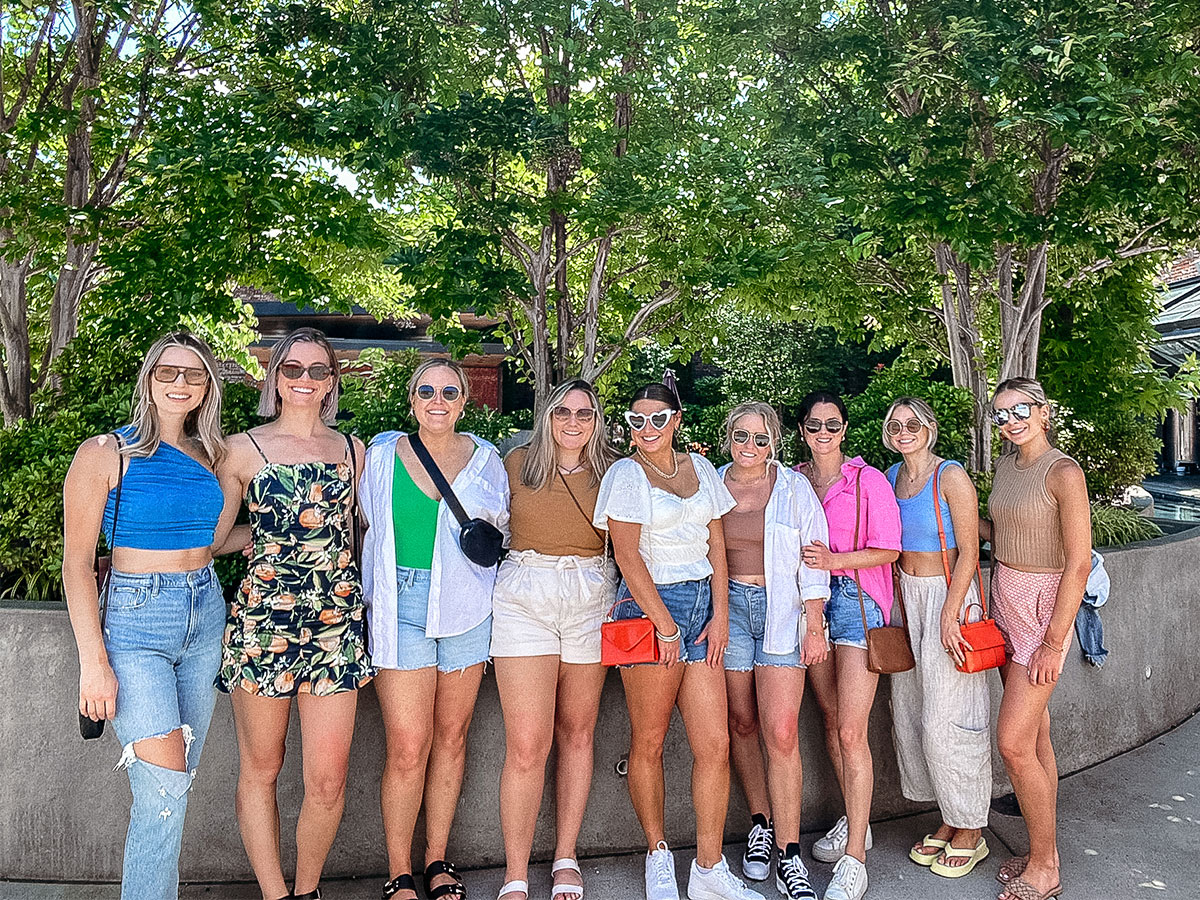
[1056,410,1163,504]
[1090,503,1163,548]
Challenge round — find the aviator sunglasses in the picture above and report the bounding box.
[280,362,334,381]
[732,429,772,448]
[153,364,208,386]
[885,418,925,436]
[992,403,1036,427]
[415,384,462,402]
[624,410,673,431]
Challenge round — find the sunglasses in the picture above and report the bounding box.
[153,364,208,386]
[552,406,596,423]
[992,403,1036,427]
[625,410,673,431]
[415,384,462,402]
[280,362,334,381]
[885,418,925,436]
[803,418,845,434]
[732,429,771,448]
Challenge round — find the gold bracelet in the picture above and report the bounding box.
[1041,637,1066,653]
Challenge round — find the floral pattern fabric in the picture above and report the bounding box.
[218,460,372,697]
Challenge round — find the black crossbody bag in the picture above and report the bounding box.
[408,433,505,568]
[80,433,125,740]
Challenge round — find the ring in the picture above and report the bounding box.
[945,647,954,653]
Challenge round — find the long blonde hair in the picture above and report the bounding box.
[124,332,225,466]
[258,327,341,424]
[520,379,617,490]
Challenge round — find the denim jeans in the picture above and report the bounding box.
[103,563,225,900]
[613,577,713,663]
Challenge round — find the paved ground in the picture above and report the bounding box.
[4,715,1198,900]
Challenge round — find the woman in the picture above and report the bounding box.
[63,332,228,900]
[214,327,371,900]
[593,380,762,900]
[981,378,1091,900]
[492,379,618,900]
[795,391,900,900]
[717,402,830,900]
[882,398,991,879]
[359,357,509,900]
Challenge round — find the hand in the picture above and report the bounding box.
[657,632,682,668]
[241,541,253,558]
[1027,643,1066,686]
[802,540,837,571]
[940,609,968,669]
[801,628,828,667]
[699,615,729,669]
[79,660,119,722]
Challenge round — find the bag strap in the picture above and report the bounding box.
[853,467,906,633]
[344,432,362,558]
[408,432,471,526]
[930,461,988,622]
[559,470,610,558]
[98,432,127,629]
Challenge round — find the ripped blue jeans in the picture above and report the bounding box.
[103,563,225,900]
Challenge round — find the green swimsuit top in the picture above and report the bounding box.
[393,455,439,570]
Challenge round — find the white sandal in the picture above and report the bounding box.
[551,858,584,899]
[498,880,528,900]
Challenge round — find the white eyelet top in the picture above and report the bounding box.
[593,454,736,584]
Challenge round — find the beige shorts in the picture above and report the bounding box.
[490,549,617,664]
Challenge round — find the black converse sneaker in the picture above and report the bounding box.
[776,845,818,900]
[741,814,773,882]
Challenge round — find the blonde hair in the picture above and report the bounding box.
[258,327,341,424]
[993,376,1049,409]
[124,332,225,466]
[407,357,471,404]
[882,396,939,453]
[721,401,783,459]
[519,380,617,490]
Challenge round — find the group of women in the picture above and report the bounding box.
[64,327,1091,900]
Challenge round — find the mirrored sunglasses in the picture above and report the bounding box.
[415,383,462,402]
[992,403,1035,427]
[803,417,845,434]
[732,429,771,448]
[625,410,673,431]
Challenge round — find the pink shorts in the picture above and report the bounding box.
[991,563,1064,668]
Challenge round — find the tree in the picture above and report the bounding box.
[751,0,1200,468]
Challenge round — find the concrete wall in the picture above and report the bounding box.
[4,527,1200,882]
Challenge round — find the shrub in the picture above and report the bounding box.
[1090,503,1163,547]
[1055,409,1161,503]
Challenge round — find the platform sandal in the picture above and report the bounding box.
[424,859,467,900]
[382,873,418,899]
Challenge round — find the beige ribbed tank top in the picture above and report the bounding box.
[988,447,1071,571]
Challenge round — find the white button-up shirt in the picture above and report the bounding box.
[360,431,510,665]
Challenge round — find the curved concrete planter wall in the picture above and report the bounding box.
[3,527,1199,882]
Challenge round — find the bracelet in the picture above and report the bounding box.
[656,626,682,643]
[1041,637,1066,653]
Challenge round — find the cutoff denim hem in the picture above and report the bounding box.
[386,565,492,672]
[826,575,884,650]
[613,577,712,664]
[724,579,804,671]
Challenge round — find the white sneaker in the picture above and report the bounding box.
[822,855,867,900]
[646,841,680,900]
[687,856,766,900]
[741,819,774,881]
[811,816,873,864]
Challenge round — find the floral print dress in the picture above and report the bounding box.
[218,434,372,697]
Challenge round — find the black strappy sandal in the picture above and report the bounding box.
[292,891,322,900]
[382,873,418,899]
[424,860,467,899]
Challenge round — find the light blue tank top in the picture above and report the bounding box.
[885,460,960,553]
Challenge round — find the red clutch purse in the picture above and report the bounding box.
[601,601,659,666]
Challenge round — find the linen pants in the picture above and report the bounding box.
[890,571,992,829]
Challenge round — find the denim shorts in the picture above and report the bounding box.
[826,575,884,650]
[392,565,492,672]
[725,580,803,671]
[613,577,712,664]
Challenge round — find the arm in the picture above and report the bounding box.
[1027,459,1092,685]
[62,436,121,722]
[210,435,250,555]
[797,487,831,666]
[609,519,682,668]
[939,465,981,665]
[978,516,993,543]
[699,517,730,668]
[804,468,900,570]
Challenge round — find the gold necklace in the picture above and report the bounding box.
[807,459,843,490]
[727,466,769,486]
[902,457,938,489]
[636,448,680,479]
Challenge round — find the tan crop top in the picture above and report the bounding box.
[722,469,775,579]
[988,448,1070,571]
[505,449,605,558]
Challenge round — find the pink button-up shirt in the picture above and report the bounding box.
[796,456,903,624]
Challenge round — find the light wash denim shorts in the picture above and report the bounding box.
[612,577,712,664]
[392,565,492,672]
[724,580,804,671]
[826,575,884,650]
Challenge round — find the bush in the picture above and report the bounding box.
[1055,409,1161,503]
[1090,503,1163,547]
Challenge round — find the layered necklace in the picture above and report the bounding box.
[636,447,679,479]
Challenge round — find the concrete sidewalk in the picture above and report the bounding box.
[4,714,1198,900]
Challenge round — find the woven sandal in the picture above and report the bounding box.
[998,875,1062,900]
[996,855,1029,885]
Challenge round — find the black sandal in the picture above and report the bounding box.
[424,859,467,899]
[292,891,322,900]
[382,873,418,899]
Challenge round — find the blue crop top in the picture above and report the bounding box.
[886,460,960,553]
[101,427,224,551]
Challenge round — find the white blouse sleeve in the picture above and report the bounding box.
[693,454,737,520]
[593,458,653,529]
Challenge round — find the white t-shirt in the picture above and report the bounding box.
[593,454,737,584]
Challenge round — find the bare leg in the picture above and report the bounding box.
[620,663,686,850]
[677,662,732,868]
[805,654,846,795]
[376,668,437,900]
[292,691,357,895]
[726,669,770,820]
[231,691,292,900]
[833,647,879,863]
[551,661,606,898]
[495,655,560,899]
[754,666,806,847]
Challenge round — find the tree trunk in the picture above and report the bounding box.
[0,254,34,424]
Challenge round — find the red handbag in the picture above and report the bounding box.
[932,463,1007,673]
[601,601,659,666]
